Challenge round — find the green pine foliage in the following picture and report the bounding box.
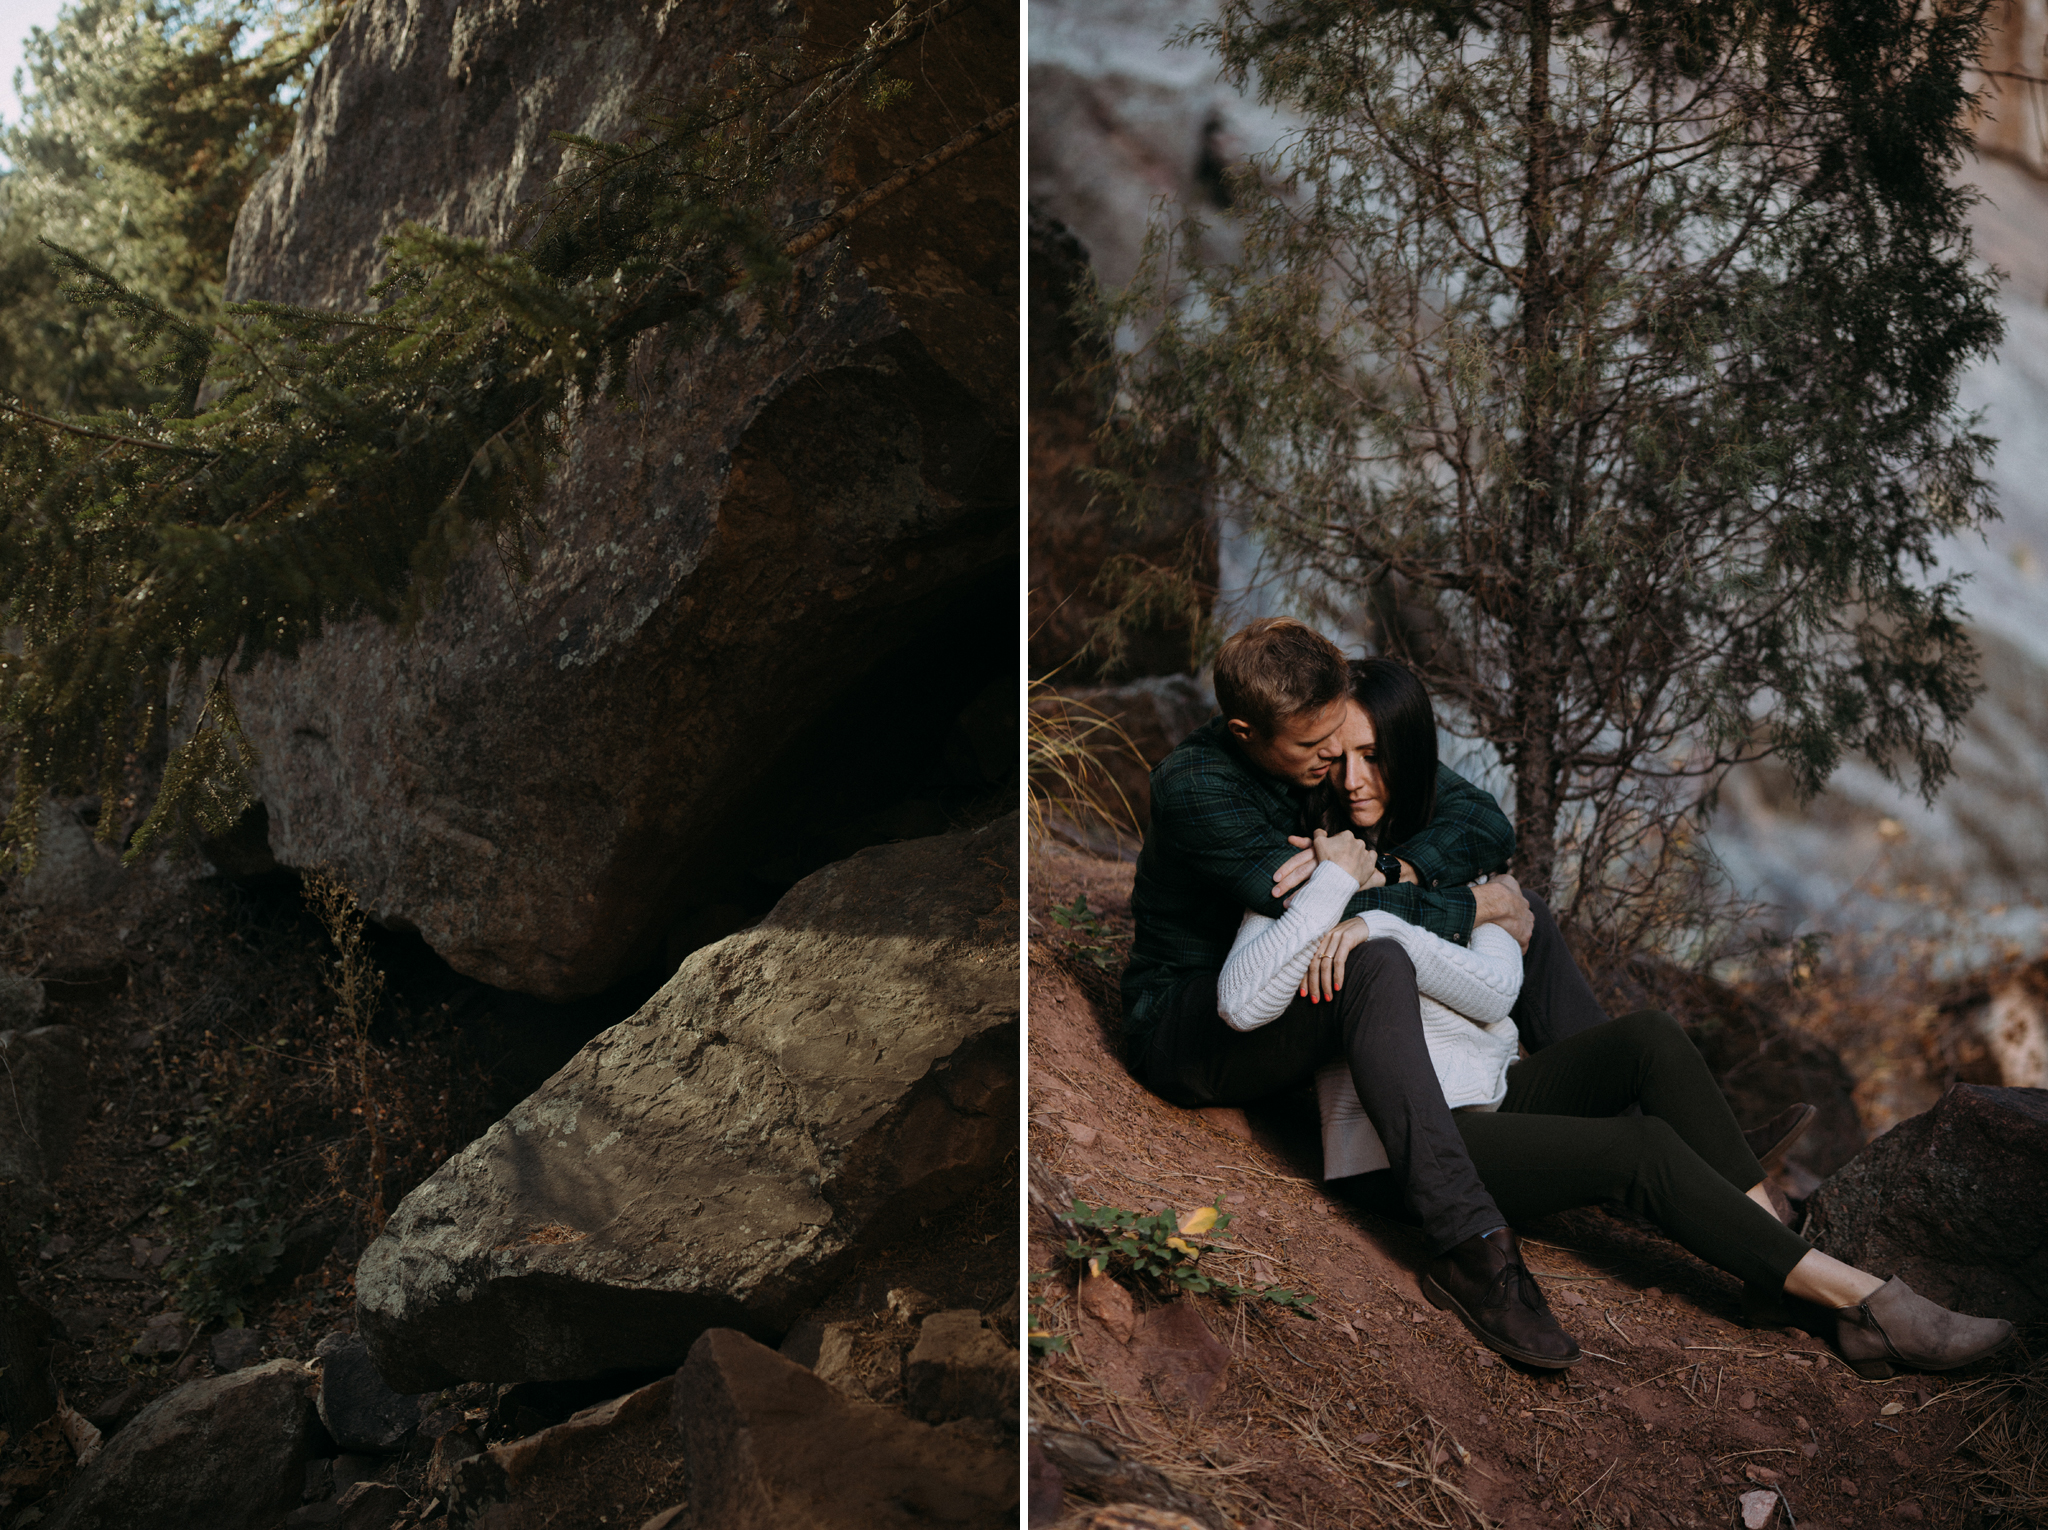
[1099,0,2003,959]
[0,0,1012,872]
[0,1,337,414]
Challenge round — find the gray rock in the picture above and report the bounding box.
[355,817,1018,1389]
[44,1359,318,1530]
[904,1310,1017,1426]
[219,0,1016,1000]
[0,1025,89,1233]
[813,1323,870,1401]
[316,1335,427,1453]
[8,802,121,913]
[675,1328,1015,1529]
[1805,1084,2048,1323]
[209,1327,265,1373]
[0,972,45,1028]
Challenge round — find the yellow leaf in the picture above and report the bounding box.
[1165,1237,1200,1258]
[1178,1206,1220,1236]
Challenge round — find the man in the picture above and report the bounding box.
[1122,617,1583,1366]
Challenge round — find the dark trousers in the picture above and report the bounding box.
[1138,937,1506,1254]
[1137,892,1676,1255]
[1460,1011,1813,1290]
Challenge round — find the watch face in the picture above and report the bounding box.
[1376,852,1402,878]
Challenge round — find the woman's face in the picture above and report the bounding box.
[1334,700,1387,829]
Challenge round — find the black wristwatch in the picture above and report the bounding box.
[1375,851,1403,881]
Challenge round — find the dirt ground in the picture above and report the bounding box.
[1027,841,2036,1530]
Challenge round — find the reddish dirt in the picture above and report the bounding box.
[1028,841,2017,1530]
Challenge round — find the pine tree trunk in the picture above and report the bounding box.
[1509,0,1564,901]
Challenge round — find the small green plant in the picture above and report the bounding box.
[1062,1198,1316,1315]
[1048,894,1120,971]
[159,1123,290,1327]
[1027,1270,1070,1358]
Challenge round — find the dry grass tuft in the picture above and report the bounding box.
[1945,1337,2048,1521]
[1029,678,1145,853]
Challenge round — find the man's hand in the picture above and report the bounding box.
[1472,873,1533,951]
[1272,837,1318,899]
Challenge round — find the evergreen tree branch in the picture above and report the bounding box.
[0,398,210,457]
[781,101,1019,263]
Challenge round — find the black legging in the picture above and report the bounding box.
[1137,889,1661,1256]
[1140,938,1812,1288]
[1458,1010,1813,1291]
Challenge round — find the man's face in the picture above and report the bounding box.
[1226,699,1348,789]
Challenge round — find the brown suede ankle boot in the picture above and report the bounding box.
[1832,1277,2015,1379]
[1423,1228,1580,1370]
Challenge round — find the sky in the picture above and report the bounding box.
[0,0,64,127]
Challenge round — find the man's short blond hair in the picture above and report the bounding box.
[1213,618,1349,736]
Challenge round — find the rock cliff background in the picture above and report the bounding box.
[214,0,1018,1002]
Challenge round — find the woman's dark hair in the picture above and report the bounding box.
[1303,658,1439,848]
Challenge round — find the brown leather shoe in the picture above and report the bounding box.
[1744,1103,1817,1176]
[1833,1277,2015,1379]
[1422,1229,1580,1369]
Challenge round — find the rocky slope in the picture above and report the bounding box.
[219,0,1018,999]
[1027,843,2037,1530]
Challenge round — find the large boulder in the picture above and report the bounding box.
[221,0,1017,998]
[1804,1084,2048,1323]
[0,1025,88,1233]
[355,816,1019,1388]
[44,1359,319,1530]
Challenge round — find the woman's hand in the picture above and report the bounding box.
[1274,836,1416,898]
[1308,827,1378,887]
[1303,917,1372,1003]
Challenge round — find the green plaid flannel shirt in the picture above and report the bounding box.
[1121,717,1516,1045]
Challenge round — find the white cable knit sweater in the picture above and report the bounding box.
[1217,861,1525,1178]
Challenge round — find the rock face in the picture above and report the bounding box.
[0,971,45,1028]
[221,0,1017,998]
[0,1026,88,1232]
[675,1327,1016,1530]
[1805,1084,2048,1323]
[44,1359,318,1530]
[355,816,1019,1388]
[315,1334,427,1453]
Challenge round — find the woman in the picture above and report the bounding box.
[1218,658,2014,1379]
